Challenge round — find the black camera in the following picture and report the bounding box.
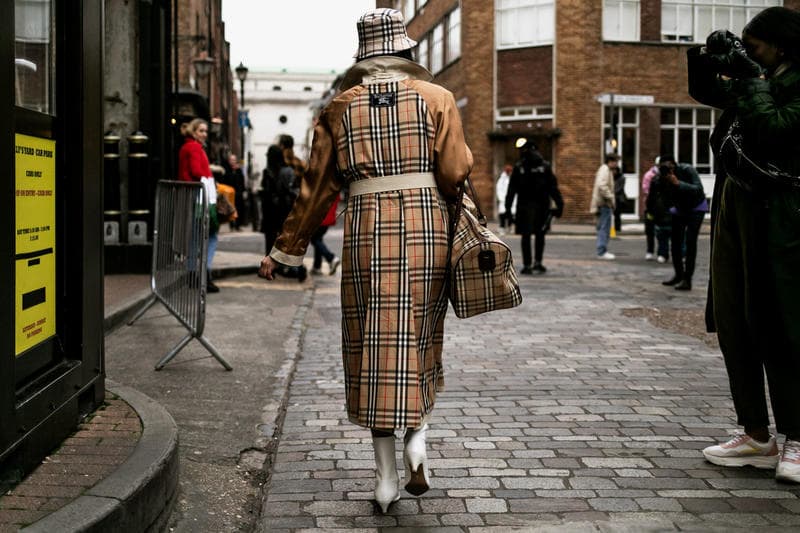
[704,29,763,78]
[706,30,743,55]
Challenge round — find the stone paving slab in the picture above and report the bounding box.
[256,237,799,532]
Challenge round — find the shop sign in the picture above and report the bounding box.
[14,134,56,356]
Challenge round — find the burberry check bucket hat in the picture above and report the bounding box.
[354,8,417,61]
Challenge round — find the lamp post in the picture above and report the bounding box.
[192,51,214,96]
[235,62,249,161]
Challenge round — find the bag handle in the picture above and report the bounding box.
[448,176,486,241]
[464,177,488,226]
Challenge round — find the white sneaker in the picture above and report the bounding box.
[702,433,779,469]
[310,268,323,276]
[328,256,341,276]
[645,253,655,261]
[597,252,616,260]
[657,255,667,264]
[776,439,800,483]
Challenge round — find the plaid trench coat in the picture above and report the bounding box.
[270,57,473,429]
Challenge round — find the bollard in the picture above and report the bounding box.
[127,131,150,244]
[103,132,121,244]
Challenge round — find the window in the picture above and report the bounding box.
[603,0,640,42]
[397,0,415,22]
[416,34,429,71]
[431,23,444,74]
[603,106,639,179]
[446,7,461,64]
[496,106,553,121]
[661,0,781,43]
[15,0,56,114]
[660,106,719,174]
[496,0,554,48]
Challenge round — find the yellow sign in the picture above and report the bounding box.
[15,134,56,356]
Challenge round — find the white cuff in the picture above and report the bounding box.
[269,247,304,267]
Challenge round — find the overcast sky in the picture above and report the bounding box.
[222,0,377,73]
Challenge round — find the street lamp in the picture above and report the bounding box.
[192,51,215,84]
[235,62,249,161]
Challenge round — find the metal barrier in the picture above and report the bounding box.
[127,180,232,370]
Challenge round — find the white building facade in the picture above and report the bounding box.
[244,69,338,176]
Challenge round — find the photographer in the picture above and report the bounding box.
[657,155,706,291]
[688,7,800,483]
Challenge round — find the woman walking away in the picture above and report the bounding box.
[178,118,220,293]
[259,8,472,512]
[310,194,341,275]
[688,6,800,483]
[260,144,307,282]
[260,145,297,255]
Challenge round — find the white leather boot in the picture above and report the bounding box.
[403,423,430,496]
[372,435,400,513]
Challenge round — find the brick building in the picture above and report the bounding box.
[378,0,796,220]
[101,0,240,272]
[175,0,238,164]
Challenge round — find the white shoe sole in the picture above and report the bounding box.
[703,450,779,469]
[776,468,800,483]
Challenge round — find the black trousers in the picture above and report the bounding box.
[712,179,800,438]
[670,211,704,281]
[521,230,546,267]
[644,214,655,254]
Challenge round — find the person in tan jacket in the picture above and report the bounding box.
[590,153,619,259]
[258,8,472,512]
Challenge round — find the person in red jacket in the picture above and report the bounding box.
[178,118,220,292]
[310,194,341,275]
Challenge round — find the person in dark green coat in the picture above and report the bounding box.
[687,6,800,483]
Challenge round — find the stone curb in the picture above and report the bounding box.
[22,381,179,533]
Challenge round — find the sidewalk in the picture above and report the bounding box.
[1,229,267,532]
[255,232,799,531]
[3,222,780,532]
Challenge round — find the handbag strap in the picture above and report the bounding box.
[464,177,488,226]
[448,176,485,240]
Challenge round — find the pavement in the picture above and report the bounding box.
[4,219,799,532]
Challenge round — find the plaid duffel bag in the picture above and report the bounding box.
[448,178,522,318]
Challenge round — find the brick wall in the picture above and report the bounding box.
[497,47,552,107]
[405,0,496,212]
[381,0,800,221]
[641,0,661,42]
[554,1,699,220]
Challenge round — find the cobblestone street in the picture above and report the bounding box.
[256,233,800,532]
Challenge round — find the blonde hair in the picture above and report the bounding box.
[186,118,208,139]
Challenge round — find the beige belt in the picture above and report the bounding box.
[349,172,436,197]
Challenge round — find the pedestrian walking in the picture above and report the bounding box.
[505,140,563,274]
[495,163,515,234]
[258,8,473,510]
[310,194,341,276]
[613,163,626,234]
[279,134,306,191]
[260,144,307,282]
[222,153,247,230]
[641,157,659,260]
[644,161,672,264]
[657,155,707,291]
[688,6,800,483]
[178,118,220,293]
[591,153,618,260]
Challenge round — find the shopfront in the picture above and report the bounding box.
[1,0,104,485]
